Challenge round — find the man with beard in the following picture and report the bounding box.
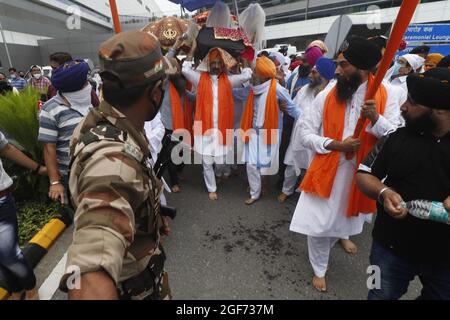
[289,36,402,292]
[278,57,335,203]
[183,42,252,201]
[60,30,171,300]
[356,68,450,300]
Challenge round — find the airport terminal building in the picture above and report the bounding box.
[1,0,450,72]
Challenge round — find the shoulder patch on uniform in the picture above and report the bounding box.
[80,124,124,146]
[123,141,144,163]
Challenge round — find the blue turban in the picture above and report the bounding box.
[51,60,89,93]
[315,57,336,81]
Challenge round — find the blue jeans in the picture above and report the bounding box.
[368,241,450,300]
[0,194,36,292]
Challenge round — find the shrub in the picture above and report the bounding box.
[16,201,62,247]
[0,88,48,202]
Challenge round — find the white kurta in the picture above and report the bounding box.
[144,112,168,205]
[284,82,331,173]
[289,80,402,238]
[389,75,408,94]
[182,61,252,159]
[236,81,301,175]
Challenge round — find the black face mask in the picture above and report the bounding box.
[146,81,164,121]
[297,65,312,78]
[403,109,434,134]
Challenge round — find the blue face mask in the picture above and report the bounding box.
[391,61,401,77]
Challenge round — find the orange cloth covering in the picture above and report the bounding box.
[168,82,193,143]
[240,56,280,145]
[195,71,234,145]
[300,74,387,217]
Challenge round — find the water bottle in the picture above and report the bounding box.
[401,200,450,225]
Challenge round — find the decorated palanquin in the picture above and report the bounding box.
[196,27,255,62]
[142,17,189,52]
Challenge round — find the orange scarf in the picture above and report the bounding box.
[300,74,387,217]
[240,79,279,145]
[169,81,193,130]
[195,73,234,145]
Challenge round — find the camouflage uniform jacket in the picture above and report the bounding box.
[60,100,164,290]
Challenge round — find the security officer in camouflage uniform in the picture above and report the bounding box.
[59,30,171,300]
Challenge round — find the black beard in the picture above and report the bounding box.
[298,65,312,78]
[403,110,434,134]
[336,73,362,102]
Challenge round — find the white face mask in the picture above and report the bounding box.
[33,73,42,79]
[10,74,16,79]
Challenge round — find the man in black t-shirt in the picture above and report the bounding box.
[356,68,450,300]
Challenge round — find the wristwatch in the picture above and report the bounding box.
[50,180,61,186]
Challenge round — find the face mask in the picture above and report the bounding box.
[33,73,42,79]
[10,74,16,79]
[297,65,312,78]
[391,62,401,78]
[147,82,164,121]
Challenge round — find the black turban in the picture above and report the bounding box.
[407,68,450,110]
[339,35,382,70]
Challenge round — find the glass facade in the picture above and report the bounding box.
[225,0,443,26]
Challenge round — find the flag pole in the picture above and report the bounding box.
[109,0,122,34]
[353,0,420,139]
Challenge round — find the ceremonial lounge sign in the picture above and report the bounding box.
[404,24,450,42]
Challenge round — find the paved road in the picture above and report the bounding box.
[36,164,421,300]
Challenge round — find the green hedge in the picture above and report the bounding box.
[0,88,61,245]
[16,201,62,247]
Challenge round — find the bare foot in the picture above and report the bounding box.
[278,193,289,203]
[312,276,327,292]
[245,198,258,205]
[340,239,358,254]
[171,185,181,193]
[25,288,39,300]
[209,192,218,201]
[9,291,24,300]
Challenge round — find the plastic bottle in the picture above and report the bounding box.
[402,200,450,225]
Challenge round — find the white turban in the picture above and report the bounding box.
[402,54,425,72]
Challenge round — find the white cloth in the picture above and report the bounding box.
[203,154,230,193]
[282,164,298,196]
[144,112,165,161]
[284,84,317,172]
[289,80,402,238]
[389,75,408,94]
[402,54,425,72]
[203,161,217,193]
[144,112,169,200]
[246,163,262,199]
[62,83,93,117]
[308,236,339,277]
[385,79,407,127]
[239,82,300,175]
[182,61,252,158]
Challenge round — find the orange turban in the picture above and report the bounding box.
[209,49,222,63]
[255,56,276,79]
[426,53,444,67]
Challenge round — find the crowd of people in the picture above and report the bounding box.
[0,1,449,301]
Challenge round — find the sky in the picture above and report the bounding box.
[76,0,186,17]
[158,0,185,16]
